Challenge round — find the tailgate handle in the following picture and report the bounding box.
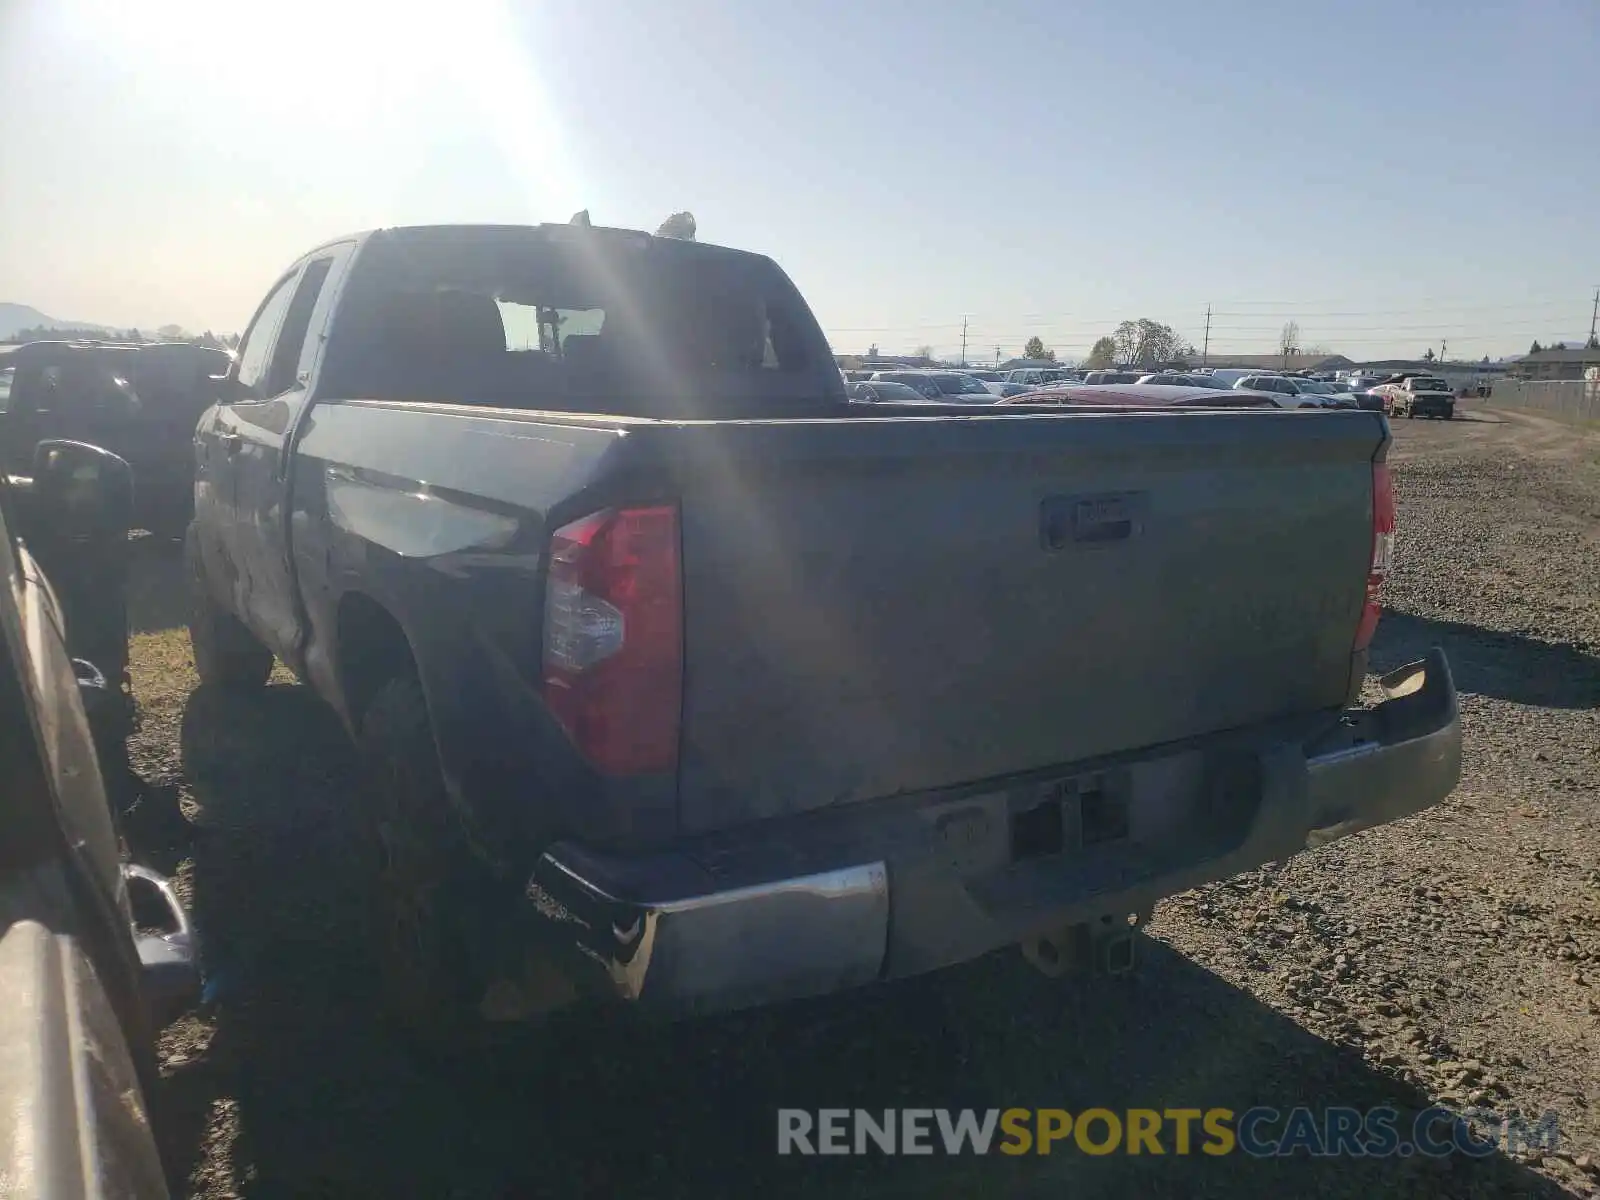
[1042,492,1145,550]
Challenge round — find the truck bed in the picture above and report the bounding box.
[297,402,1386,838]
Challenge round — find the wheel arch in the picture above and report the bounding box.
[334,590,421,728]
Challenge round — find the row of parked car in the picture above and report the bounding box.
[841,364,1458,418]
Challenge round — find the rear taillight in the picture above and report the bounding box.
[542,506,682,775]
[1353,462,1395,653]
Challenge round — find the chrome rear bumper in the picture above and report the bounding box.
[528,648,1460,1019]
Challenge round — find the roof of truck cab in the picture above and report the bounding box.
[336,223,770,263]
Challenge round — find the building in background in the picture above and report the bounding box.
[1511,347,1600,381]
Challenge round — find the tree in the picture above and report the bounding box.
[656,211,697,240]
[1112,318,1186,366]
[1552,342,1568,351]
[1022,335,1055,361]
[4,324,113,343]
[157,323,186,340]
[1279,320,1301,366]
[867,343,879,359]
[915,344,935,363]
[1529,340,1543,354]
[1085,337,1117,369]
[1422,348,1435,362]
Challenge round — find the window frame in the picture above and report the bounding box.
[262,256,336,400]
[231,268,304,401]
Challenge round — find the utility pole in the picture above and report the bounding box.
[960,316,969,367]
[994,345,1001,365]
[1589,288,1599,346]
[1202,305,1211,366]
[1440,338,1447,363]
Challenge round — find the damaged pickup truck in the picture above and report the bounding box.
[187,221,1460,1037]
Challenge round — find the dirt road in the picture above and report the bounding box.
[125,405,1599,1199]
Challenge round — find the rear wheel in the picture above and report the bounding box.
[186,529,272,690]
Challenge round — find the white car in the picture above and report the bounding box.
[1233,375,1349,409]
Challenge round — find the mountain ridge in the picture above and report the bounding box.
[0,302,112,340]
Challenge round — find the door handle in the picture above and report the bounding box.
[219,432,242,456]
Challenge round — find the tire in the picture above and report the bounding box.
[1443,410,1454,421]
[185,528,272,690]
[355,676,488,1051]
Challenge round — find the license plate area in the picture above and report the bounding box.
[1009,770,1132,863]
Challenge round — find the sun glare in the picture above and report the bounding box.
[64,0,583,216]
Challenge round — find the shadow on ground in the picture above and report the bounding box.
[127,533,189,634]
[1372,611,1600,710]
[152,682,1578,1199]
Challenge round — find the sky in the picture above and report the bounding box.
[1,0,1596,363]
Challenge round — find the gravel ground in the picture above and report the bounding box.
[123,404,1600,1199]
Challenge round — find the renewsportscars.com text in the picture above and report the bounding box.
[777,1107,1561,1159]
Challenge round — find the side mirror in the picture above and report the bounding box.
[209,373,240,405]
[29,440,134,541]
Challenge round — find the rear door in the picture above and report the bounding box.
[227,246,350,661]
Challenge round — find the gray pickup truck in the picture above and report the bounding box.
[187,222,1460,1037]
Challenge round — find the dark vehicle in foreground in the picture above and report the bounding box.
[188,221,1459,1037]
[0,340,232,538]
[1,440,199,1199]
[1380,375,1455,419]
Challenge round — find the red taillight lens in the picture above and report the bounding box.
[1353,462,1395,653]
[542,506,682,775]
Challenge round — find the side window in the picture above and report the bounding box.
[0,367,12,413]
[235,272,301,397]
[264,257,335,397]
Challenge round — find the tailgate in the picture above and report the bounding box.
[670,410,1386,834]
